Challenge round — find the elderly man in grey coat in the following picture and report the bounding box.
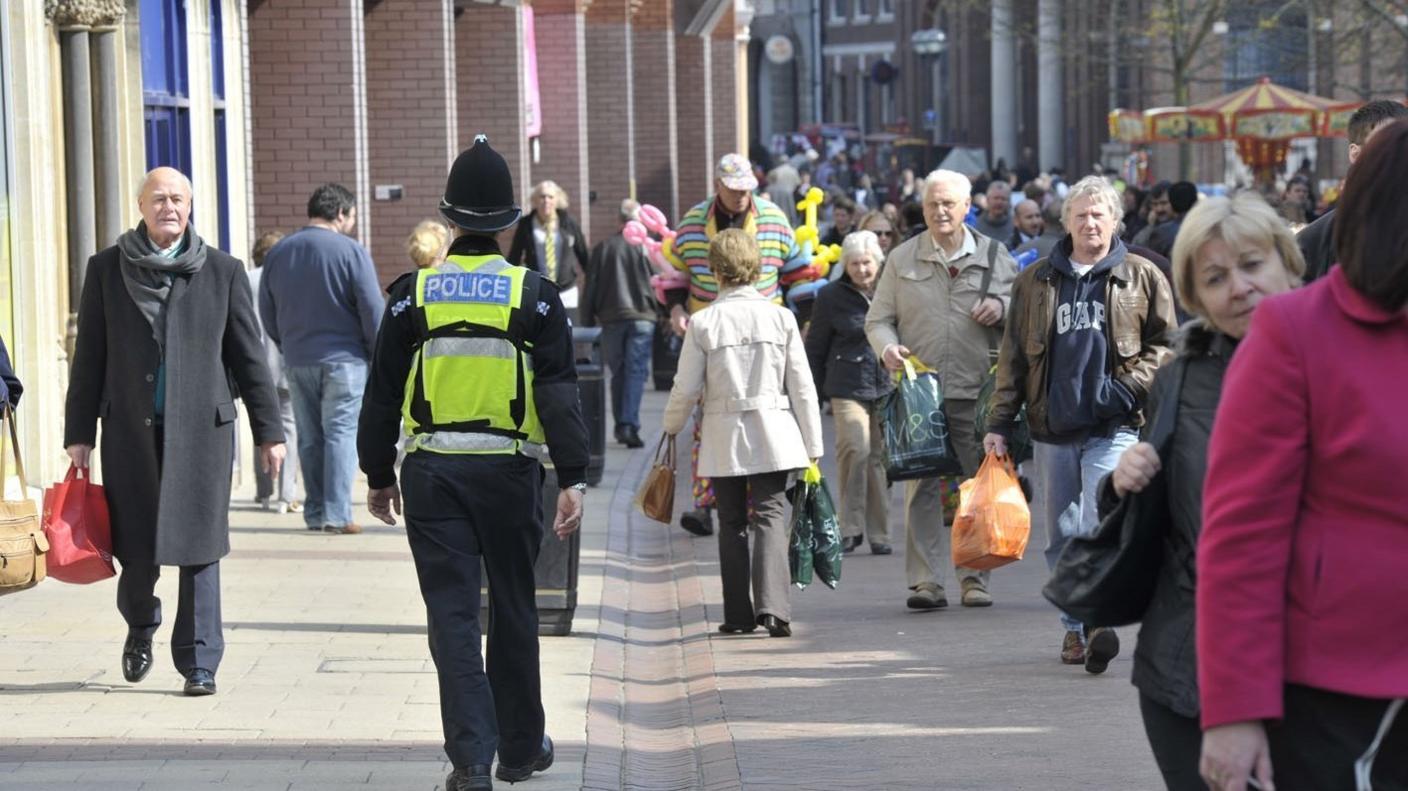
[64,167,286,697]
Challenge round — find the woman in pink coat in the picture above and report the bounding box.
[1196,120,1408,791]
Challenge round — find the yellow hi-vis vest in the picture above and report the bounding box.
[401,254,545,456]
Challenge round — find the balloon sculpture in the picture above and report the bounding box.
[784,187,840,308]
[623,205,690,304]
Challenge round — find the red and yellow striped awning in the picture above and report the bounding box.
[1191,77,1335,141]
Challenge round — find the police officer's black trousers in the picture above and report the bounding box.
[401,451,546,770]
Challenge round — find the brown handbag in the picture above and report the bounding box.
[0,405,48,595]
[634,434,676,524]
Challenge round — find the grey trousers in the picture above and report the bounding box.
[713,471,792,626]
[903,398,989,590]
[254,386,300,503]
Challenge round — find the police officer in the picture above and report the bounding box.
[357,135,589,791]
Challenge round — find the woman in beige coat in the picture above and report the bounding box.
[663,229,824,637]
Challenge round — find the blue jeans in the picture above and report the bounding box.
[600,319,654,430]
[1033,429,1139,633]
[287,360,367,528]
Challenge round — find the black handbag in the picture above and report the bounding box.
[1041,359,1186,628]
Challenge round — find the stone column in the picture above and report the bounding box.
[733,2,752,157]
[990,0,1018,168]
[585,0,635,245]
[49,0,122,356]
[632,0,679,220]
[532,0,592,235]
[1037,0,1063,170]
[90,23,123,249]
[455,4,531,216]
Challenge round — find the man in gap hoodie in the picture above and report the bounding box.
[984,176,1176,675]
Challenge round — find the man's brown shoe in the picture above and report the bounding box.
[906,583,948,610]
[960,578,993,607]
[324,523,362,535]
[1060,630,1086,664]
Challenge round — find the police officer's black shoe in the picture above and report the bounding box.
[446,765,493,790]
[495,735,553,783]
[182,668,217,696]
[680,509,713,536]
[122,634,153,683]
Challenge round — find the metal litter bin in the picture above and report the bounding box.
[478,466,581,636]
[652,320,681,391]
[573,327,606,486]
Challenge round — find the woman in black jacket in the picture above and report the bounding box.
[1099,193,1302,790]
[507,180,590,304]
[804,230,894,555]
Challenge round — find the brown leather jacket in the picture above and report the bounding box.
[986,247,1175,443]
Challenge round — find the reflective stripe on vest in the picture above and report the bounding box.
[402,253,544,456]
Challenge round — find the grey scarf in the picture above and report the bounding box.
[116,221,207,353]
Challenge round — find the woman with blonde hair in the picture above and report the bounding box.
[664,229,823,638]
[805,230,893,554]
[405,219,449,269]
[1097,191,1303,790]
[508,180,589,304]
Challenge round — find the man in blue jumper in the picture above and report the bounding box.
[259,184,384,535]
[984,175,1174,674]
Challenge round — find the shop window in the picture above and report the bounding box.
[141,0,191,178]
[211,0,229,250]
[829,0,850,26]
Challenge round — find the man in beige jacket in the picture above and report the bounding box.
[865,169,1018,610]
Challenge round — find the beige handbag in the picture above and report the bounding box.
[0,405,47,594]
[634,434,676,524]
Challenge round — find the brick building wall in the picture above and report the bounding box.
[675,32,713,209]
[633,0,679,221]
[455,4,529,205]
[364,0,455,284]
[248,0,363,238]
[533,1,591,236]
[710,10,737,165]
[585,1,634,245]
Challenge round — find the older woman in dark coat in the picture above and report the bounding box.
[805,230,894,555]
[1097,193,1302,790]
[64,167,285,696]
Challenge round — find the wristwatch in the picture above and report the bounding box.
[567,482,588,493]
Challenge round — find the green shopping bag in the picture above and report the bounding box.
[880,357,964,482]
[976,364,1033,464]
[788,479,815,588]
[789,464,843,590]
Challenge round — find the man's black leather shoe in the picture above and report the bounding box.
[759,614,791,638]
[446,765,493,791]
[496,735,554,783]
[623,426,644,448]
[122,635,153,683]
[183,668,217,696]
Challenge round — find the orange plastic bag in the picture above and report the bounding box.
[951,452,1030,570]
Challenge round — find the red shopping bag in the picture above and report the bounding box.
[41,465,115,584]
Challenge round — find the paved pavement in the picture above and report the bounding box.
[0,389,1164,789]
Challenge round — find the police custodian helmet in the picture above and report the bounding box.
[439,134,523,233]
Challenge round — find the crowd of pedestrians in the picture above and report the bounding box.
[24,98,1406,790]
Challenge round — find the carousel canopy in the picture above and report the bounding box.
[1109,77,1360,144]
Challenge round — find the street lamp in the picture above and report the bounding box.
[910,28,948,145]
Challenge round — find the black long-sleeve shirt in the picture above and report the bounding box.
[356,235,590,489]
